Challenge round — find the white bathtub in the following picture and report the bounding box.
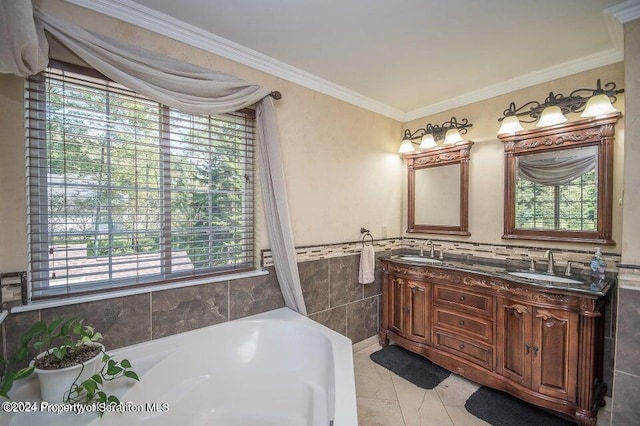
[2,308,358,426]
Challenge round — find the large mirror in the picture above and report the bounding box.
[406,142,473,235]
[500,113,620,244]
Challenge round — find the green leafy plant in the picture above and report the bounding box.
[0,317,139,410]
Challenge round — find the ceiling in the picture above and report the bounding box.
[74,0,628,121]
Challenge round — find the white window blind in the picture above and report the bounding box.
[26,63,255,300]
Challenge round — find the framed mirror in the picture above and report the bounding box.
[499,113,621,244]
[406,142,473,235]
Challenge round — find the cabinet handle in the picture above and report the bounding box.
[459,319,465,326]
[459,295,465,301]
[532,346,539,357]
[458,344,465,350]
[525,344,531,354]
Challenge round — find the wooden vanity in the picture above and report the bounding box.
[379,257,613,425]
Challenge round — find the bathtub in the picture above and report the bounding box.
[1,308,358,426]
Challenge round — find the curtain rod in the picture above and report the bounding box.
[270,91,282,100]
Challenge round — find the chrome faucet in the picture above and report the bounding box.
[544,250,555,274]
[420,240,434,258]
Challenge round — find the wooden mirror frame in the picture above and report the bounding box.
[499,112,621,245]
[406,141,473,235]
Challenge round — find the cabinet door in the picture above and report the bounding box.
[406,280,430,344]
[497,300,532,386]
[531,308,578,402]
[389,277,406,336]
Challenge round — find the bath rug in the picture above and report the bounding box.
[465,386,575,426]
[369,345,450,389]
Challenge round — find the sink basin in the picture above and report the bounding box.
[508,271,582,284]
[399,255,443,265]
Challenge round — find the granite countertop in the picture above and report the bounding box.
[381,254,615,297]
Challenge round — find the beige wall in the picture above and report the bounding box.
[0,74,27,273]
[0,0,403,273]
[402,63,626,253]
[621,19,640,264]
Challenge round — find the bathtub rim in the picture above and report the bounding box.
[110,306,358,426]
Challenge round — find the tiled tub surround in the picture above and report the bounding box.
[0,267,286,360]
[612,265,640,425]
[2,237,619,370]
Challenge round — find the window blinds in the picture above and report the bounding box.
[26,65,255,299]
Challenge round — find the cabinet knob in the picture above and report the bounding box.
[459,295,465,301]
[458,344,465,350]
[459,320,465,326]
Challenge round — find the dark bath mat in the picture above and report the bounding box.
[369,345,450,389]
[465,386,575,426]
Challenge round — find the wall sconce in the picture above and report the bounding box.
[399,117,472,153]
[496,79,624,135]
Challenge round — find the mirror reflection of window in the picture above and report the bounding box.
[515,146,598,231]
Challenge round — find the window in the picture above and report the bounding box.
[26,64,256,299]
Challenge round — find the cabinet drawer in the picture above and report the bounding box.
[433,285,493,317]
[434,307,493,343]
[434,329,493,371]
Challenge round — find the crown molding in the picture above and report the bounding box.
[63,0,406,121]
[403,48,623,122]
[605,0,640,24]
[64,0,625,124]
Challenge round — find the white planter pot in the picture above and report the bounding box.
[31,343,104,402]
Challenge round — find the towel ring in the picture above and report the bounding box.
[361,232,374,248]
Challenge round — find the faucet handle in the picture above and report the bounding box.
[529,258,536,272]
[565,262,573,276]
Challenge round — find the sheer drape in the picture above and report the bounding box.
[517,152,597,186]
[0,0,48,76]
[0,0,307,314]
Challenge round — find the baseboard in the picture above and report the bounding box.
[352,335,379,353]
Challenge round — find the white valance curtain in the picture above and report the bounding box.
[0,0,307,315]
[517,152,597,186]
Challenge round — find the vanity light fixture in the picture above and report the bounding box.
[419,133,437,149]
[536,105,567,127]
[496,79,623,135]
[443,128,464,144]
[399,117,472,153]
[581,93,617,117]
[496,115,524,134]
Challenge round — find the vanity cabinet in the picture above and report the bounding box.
[380,259,609,425]
[432,284,494,371]
[389,276,430,344]
[497,300,578,402]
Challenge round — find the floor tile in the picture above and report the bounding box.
[435,374,480,407]
[356,341,384,357]
[354,351,398,400]
[352,342,609,426]
[357,397,406,426]
[392,373,454,426]
[445,407,492,426]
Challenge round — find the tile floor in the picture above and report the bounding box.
[353,341,612,426]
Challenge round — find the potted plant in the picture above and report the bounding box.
[1,317,139,408]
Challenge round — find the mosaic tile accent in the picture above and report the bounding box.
[262,237,621,275]
[401,238,621,273]
[261,239,402,267]
[0,272,26,306]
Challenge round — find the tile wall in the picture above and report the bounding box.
[1,235,620,397]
